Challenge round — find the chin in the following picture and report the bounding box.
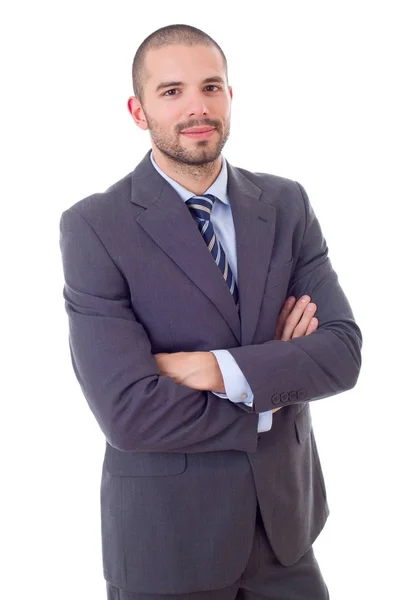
[188,155,220,167]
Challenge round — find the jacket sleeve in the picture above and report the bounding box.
[59,208,259,453]
[226,182,363,414]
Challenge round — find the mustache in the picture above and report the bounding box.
[176,119,221,133]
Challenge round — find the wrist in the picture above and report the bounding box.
[207,352,226,393]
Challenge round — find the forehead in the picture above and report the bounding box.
[143,44,226,88]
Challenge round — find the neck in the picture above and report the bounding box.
[151,147,223,196]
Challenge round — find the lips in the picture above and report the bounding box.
[181,127,215,134]
[180,127,216,139]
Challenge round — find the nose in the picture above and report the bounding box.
[185,91,209,118]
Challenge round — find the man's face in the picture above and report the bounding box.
[138,44,232,166]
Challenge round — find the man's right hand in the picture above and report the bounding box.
[271,295,318,413]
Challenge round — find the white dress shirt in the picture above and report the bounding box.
[150,151,273,432]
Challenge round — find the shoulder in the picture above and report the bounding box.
[235,164,302,196]
[229,163,309,220]
[59,170,134,228]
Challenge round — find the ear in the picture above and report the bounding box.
[228,86,233,100]
[127,96,148,130]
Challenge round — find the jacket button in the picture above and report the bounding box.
[280,392,289,403]
[297,389,306,400]
[271,393,281,405]
[289,391,297,401]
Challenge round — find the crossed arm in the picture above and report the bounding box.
[154,295,318,405]
[60,183,362,452]
[153,183,362,417]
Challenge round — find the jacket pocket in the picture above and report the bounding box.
[294,404,312,444]
[104,442,187,477]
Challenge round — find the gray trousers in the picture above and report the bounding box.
[106,504,329,600]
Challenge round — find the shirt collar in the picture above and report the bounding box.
[150,150,229,205]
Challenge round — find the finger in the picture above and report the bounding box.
[280,295,311,341]
[275,296,296,340]
[305,317,318,335]
[275,297,296,335]
[291,303,317,339]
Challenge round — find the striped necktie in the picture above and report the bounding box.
[186,194,240,312]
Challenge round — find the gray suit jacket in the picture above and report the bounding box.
[59,150,362,594]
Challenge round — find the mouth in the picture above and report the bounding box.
[180,127,216,140]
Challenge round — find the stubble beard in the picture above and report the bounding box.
[145,112,230,180]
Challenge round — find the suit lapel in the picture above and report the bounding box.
[226,163,276,346]
[130,152,276,346]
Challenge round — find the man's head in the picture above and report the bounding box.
[127,24,232,170]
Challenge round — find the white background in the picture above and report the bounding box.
[1,1,399,598]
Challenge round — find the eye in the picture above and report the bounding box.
[204,85,221,92]
[163,88,180,97]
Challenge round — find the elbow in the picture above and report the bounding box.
[104,412,147,451]
[97,418,139,452]
[347,323,363,389]
[345,360,362,392]
[97,378,160,452]
[349,344,362,390]
[107,434,137,452]
[331,322,363,393]
[103,412,146,453]
[88,399,144,452]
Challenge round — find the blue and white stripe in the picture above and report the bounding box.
[186,194,240,311]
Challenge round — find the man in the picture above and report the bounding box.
[59,24,362,600]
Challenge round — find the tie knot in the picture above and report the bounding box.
[186,194,217,222]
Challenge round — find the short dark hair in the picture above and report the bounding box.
[131,24,228,105]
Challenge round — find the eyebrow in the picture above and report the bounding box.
[155,76,225,93]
